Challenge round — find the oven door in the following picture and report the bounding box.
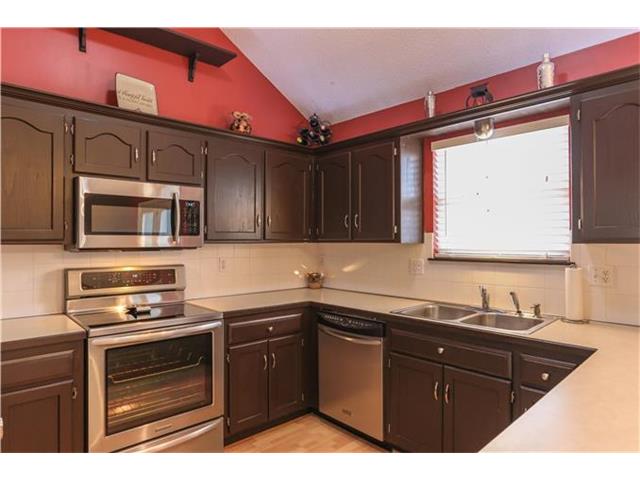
[87,320,223,452]
[76,176,203,249]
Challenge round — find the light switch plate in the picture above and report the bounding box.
[588,265,614,287]
[410,258,425,275]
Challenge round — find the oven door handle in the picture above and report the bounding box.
[172,192,181,244]
[122,418,222,453]
[91,320,222,347]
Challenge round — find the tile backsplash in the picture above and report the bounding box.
[0,243,319,319]
[1,236,638,326]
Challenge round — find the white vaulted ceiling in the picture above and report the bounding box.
[222,28,637,123]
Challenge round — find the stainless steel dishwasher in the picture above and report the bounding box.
[317,311,385,441]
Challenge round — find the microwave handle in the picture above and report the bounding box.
[172,193,181,244]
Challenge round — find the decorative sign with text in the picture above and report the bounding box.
[115,73,158,115]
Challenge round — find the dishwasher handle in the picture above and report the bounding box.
[318,324,383,346]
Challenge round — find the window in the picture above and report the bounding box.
[432,116,570,262]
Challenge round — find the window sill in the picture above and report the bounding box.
[428,257,575,266]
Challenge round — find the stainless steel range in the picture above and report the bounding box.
[65,265,223,453]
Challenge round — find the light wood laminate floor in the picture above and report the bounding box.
[224,414,386,453]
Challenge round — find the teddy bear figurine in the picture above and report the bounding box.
[230,111,253,135]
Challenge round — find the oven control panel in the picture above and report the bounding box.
[81,269,176,290]
[179,200,200,236]
[318,311,385,338]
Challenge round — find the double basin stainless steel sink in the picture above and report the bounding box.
[391,302,556,335]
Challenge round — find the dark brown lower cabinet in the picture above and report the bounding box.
[387,353,443,452]
[442,366,511,453]
[268,334,303,420]
[386,354,512,453]
[227,332,304,438]
[516,386,546,418]
[0,340,84,452]
[227,340,270,436]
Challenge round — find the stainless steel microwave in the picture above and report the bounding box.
[74,176,204,250]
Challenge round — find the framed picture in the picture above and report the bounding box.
[115,73,158,115]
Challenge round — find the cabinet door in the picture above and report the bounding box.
[387,353,443,452]
[73,114,144,179]
[227,340,269,435]
[1,100,65,242]
[443,366,511,453]
[148,129,204,185]
[268,334,303,420]
[351,141,396,241]
[1,379,74,452]
[265,150,312,241]
[572,80,640,242]
[316,151,351,241]
[515,386,545,419]
[207,137,264,240]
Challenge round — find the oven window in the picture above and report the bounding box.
[85,193,172,236]
[105,333,212,436]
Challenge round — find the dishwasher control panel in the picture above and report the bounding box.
[317,311,385,338]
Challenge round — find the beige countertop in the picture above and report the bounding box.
[192,287,640,452]
[0,314,86,349]
[2,287,637,451]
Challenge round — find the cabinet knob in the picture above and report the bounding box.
[437,347,445,355]
[267,326,274,333]
[541,372,550,381]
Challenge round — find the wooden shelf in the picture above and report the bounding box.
[82,28,237,81]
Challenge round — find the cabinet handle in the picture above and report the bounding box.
[267,325,274,333]
[263,354,268,371]
[151,150,157,166]
[256,213,262,228]
[266,215,272,227]
[354,213,359,230]
[444,384,450,405]
[344,214,349,230]
[271,353,276,369]
[541,372,550,382]
[72,386,78,400]
[134,147,139,163]
[437,347,445,355]
[433,380,439,401]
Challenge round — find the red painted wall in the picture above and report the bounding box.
[0,28,305,142]
[332,32,640,142]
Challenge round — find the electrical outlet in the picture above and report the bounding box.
[218,257,228,273]
[410,258,425,275]
[588,265,614,287]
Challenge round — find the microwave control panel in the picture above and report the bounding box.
[180,200,201,236]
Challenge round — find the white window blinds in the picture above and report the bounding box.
[432,116,571,261]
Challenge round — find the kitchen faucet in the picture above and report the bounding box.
[479,286,490,311]
[509,291,522,316]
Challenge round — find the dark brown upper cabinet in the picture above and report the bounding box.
[73,114,144,180]
[1,98,66,243]
[265,149,313,241]
[572,79,640,243]
[206,137,264,241]
[147,129,205,186]
[316,151,351,241]
[387,353,443,453]
[351,141,397,241]
[442,366,511,453]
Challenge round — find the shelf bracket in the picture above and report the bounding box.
[78,28,86,53]
[188,52,200,82]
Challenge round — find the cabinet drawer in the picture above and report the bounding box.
[390,329,511,379]
[1,349,75,391]
[228,313,302,345]
[519,354,575,391]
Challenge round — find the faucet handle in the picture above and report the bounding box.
[531,303,542,318]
